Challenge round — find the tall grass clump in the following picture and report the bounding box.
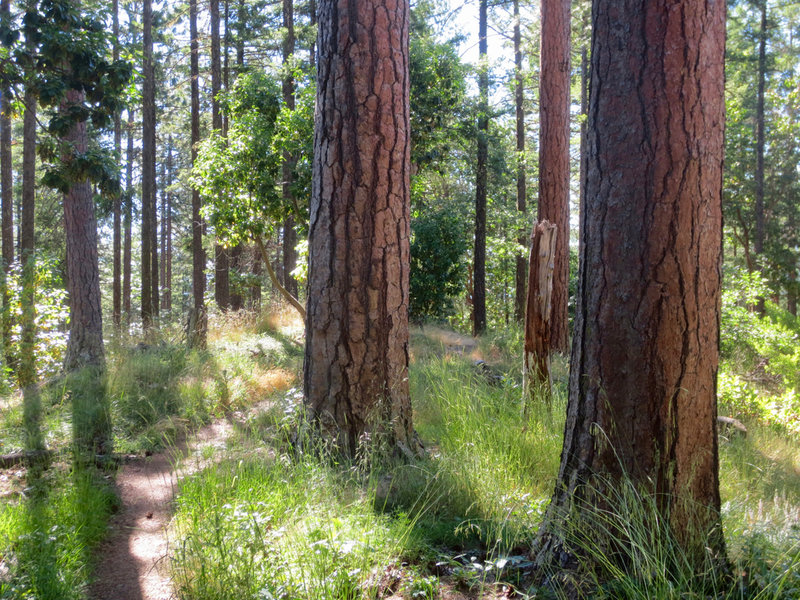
[0,466,117,600]
[171,450,425,600]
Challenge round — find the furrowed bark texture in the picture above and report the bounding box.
[63,89,104,371]
[305,0,414,456]
[141,0,157,327]
[537,0,570,352]
[533,0,726,572]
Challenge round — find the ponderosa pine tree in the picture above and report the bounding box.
[304,0,417,457]
[532,0,727,580]
[142,0,159,328]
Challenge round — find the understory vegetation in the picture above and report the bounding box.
[1,276,799,599]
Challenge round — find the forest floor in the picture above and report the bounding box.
[88,420,233,600]
[86,325,493,600]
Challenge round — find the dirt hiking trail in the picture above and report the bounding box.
[89,420,231,600]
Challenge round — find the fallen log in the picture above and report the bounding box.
[0,449,53,469]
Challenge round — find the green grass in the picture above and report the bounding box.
[0,465,118,600]
[2,299,799,599]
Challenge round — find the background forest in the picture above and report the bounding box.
[0,0,799,598]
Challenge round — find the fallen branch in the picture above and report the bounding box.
[0,449,53,469]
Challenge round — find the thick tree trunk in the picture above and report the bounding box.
[142,0,158,328]
[123,109,134,328]
[537,0,570,352]
[473,0,488,336]
[305,0,416,457]
[532,0,726,578]
[62,90,105,372]
[112,0,122,330]
[523,221,556,404]
[189,0,207,348]
[513,0,527,325]
[578,42,587,258]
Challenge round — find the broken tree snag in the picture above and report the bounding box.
[523,220,557,408]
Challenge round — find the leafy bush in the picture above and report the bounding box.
[0,255,70,384]
[410,209,468,321]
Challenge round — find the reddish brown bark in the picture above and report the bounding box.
[523,221,556,403]
[537,0,570,352]
[142,0,158,327]
[533,0,726,575]
[62,89,104,371]
[305,0,416,457]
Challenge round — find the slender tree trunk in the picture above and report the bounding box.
[189,0,207,348]
[123,109,134,328]
[309,0,316,68]
[473,0,488,336]
[282,0,298,299]
[537,0,570,352]
[112,0,122,331]
[755,0,767,314]
[20,77,41,452]
[210,0,229,311]
[251,245,261,308]
[159,153,167,311]
[513,0,527,325]
[237,0,245,71]
[229,244,243,310]
[1,0,13,371]
[142,0,158,328]
[305,0,416,457]
[532,0,726,578]
[164,140,173,311]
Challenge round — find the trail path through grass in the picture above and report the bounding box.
[89,420,232,600]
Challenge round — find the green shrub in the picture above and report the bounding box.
[410,208,469,321]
